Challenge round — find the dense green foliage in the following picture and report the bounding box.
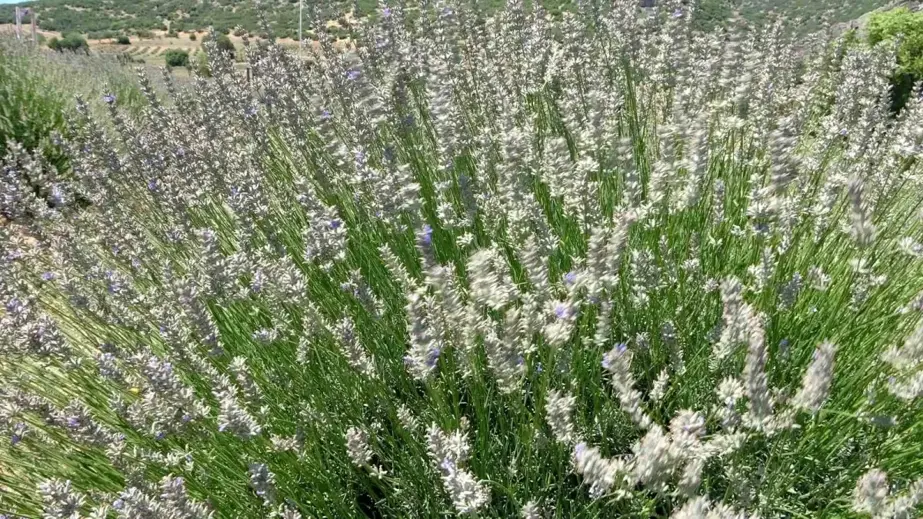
[47,33,88,54]
[0,41,68,175]
[868,7,923,113]
[0,37,142,211]
[163,48,189,67]
[214,33,235,56]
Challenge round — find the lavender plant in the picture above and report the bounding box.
[2,1,923,517]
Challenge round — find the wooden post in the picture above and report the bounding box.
[30,10,37,45]
[14,7,21,40]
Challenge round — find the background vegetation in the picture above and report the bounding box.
[0,0,898,39]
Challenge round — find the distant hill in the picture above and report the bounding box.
[0,0,899,40]
[0,0,375,40]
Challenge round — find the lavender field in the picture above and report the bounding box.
[2,1,923,517]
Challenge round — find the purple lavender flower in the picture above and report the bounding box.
[41,272,55,281]
[421,224,433,246]
[382,7,392,17]
[346,69,361,81]
[113,499,124,510]
[554,304,570,319]
[564,271,577,286]
[329,219,342,230]
[425,347,441,367]
[321,109,332,120]
[103,93,116,105]
[5,298,23,314]
[574,442,587,456]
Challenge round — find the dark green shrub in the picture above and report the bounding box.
[51,33,89,54]
[868,7,923,113]
[116,35,131,45]
[163,49,190,68]
[189,33,197,41]
[215,33,235,57]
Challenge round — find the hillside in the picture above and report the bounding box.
[0,0,900,39]
[0,0,373,39]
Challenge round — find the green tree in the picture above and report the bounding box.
[867,7,923,113]
[52,33,89,54]
[116,35,131,45]
[215,33,235,57]
[164,49,190,68]
[691,0,734,33]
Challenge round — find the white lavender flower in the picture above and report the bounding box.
[846,176,876,247]
[883,321,923,400]
[602,343,653,430]
[216,374,262,440]
[716,377,745,430]
[572,442,630,499]
[714,277,752,364]
[883,478,923,519]
[631,425,680,491]
[468,248,516,311]
[248,462,276,505]
[650,368,670,403]
[38,479,85,519]
[671,496,748,519]
[520,500,542,519]
[426,423,490,514]
[397,404,419,432]
[333,317,377,378]
[853,469,890,516]
[404,289,443,380]
[792,341,837,414]
[742,312,773,429]
[545,389,577,444]
[229,356,264,410]
[346,426,372,467]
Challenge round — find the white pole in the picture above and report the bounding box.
[14,7,21,40]
[299,0,304,49]
[31,10,37,45]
